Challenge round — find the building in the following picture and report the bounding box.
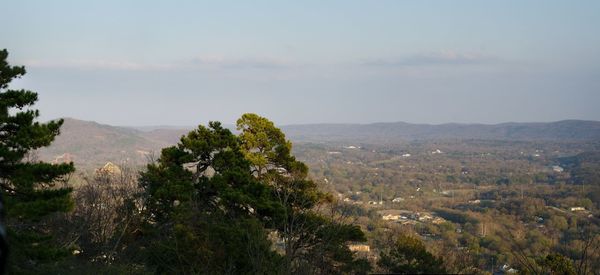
[348,244,370,252]
[94,162,122,176]
[52,153,74,164]
[382,214,401,221]
[392,197,404,203]
[418,214,433,222]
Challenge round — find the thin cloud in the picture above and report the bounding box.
[23,56,295,71]
[188,56,293,70]
[22,59,175,71]
[363,51,495,67]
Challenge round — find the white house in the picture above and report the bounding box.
[382,214,401,221]
[392,197,404,203]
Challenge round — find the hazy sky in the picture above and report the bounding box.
[2,1,599,126]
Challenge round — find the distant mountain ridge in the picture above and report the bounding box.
[281,120,600,143]
[37,118,600,170]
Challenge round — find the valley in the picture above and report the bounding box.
[39,118,600,273]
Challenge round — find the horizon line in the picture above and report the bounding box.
[54,117,600,129]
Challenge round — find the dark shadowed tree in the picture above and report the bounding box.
[0,49,75,273]
[378,234,446,274]
[541,254,575,275]
[139,122,282,274]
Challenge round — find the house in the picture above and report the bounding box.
[499,264,519,274]
[52,153,74,164]
[382,214,401,221]
[402,153,411,157]
[348,244,370,252]
[94,162,122,176]
[418,214,433,222]
[392,197,404,203]
[552,165,564,173]
[432,217,446,224]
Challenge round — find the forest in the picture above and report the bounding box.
[2,49,600,274]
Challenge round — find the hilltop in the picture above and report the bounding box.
[36,118,188,170]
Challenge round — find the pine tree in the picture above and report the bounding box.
[237,113,370,274]
[0,49,75,272]
[139,122,282,273]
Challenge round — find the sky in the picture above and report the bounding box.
[1,1,599,126]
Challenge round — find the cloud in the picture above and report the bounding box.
[187,56,292,70]
[23,55,294,71]
[363,51,494,67]
[22,59,175,71]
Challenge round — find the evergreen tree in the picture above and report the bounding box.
[139,122,282,274]
[237,113,370,274]
[0,49,75,272]
[140,116,370,274]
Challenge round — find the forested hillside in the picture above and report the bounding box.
[282,120,600,143]
[37,118,600,171]
[31,117,600,274]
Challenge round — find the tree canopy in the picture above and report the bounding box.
[378,234,446,274]
[237,113,369,274]
[139,121,283,273]
[138,114,370,274]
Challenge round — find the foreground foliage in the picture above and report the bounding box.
[0,49,75,273]
[139,116,369,274]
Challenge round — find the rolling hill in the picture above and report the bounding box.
[281,120,600,143]
[37,118,600,171]
[36,118,188,170]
